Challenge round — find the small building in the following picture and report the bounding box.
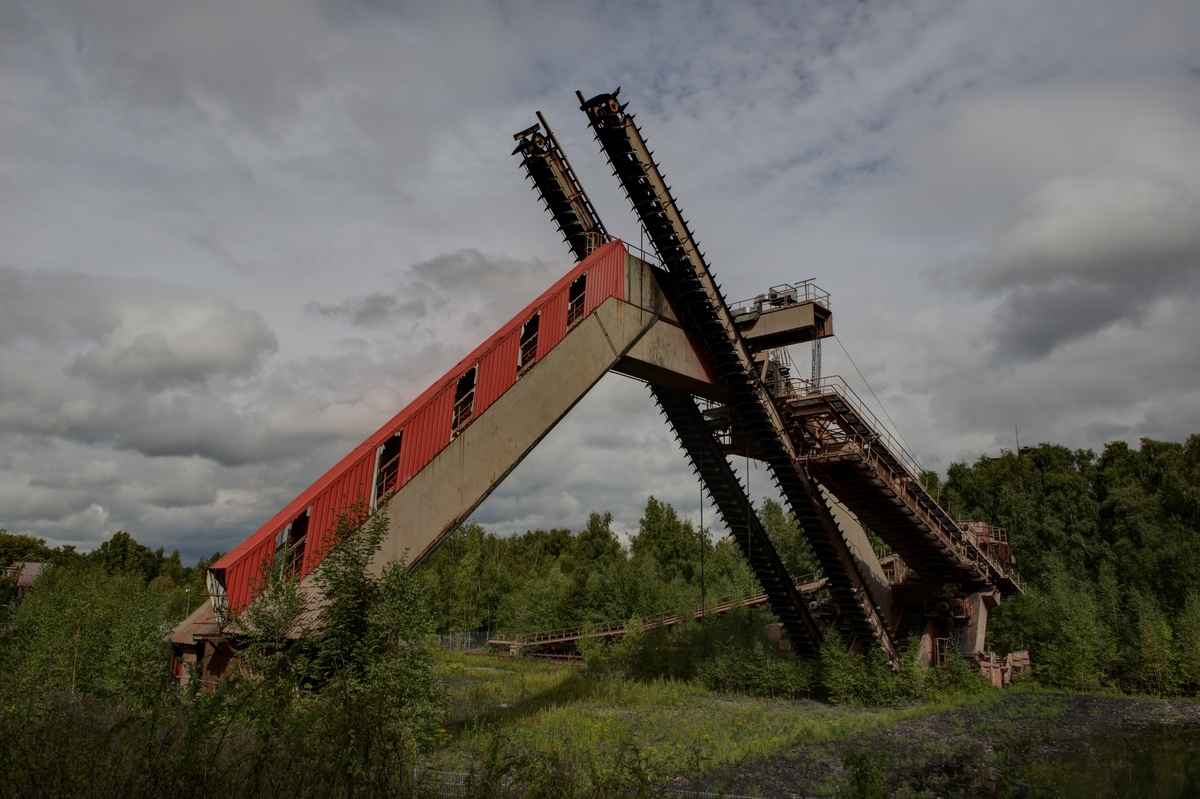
[2,561,49,600]
[168,600,235,691]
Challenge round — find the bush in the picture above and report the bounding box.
[818,635,910,707]
[579,606,814,699]
[0,508,446,798]
[0,563,172,703]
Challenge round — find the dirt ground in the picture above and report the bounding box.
[703,692,1200,798]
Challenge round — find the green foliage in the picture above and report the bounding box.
[840,748,887,799]
[759,498,821,577]
[416,497,761,637]
[631,496,700,582]
[817,636,910,707]
[0,529,83,568]
[581,606,814,700]
[922,652,990,699]
[89,530,166,582]
[0,563,172,702]
[1176,592,1200,685]
[989,569,1115,688]
[0,508,445,798]
[945,435,1200,693]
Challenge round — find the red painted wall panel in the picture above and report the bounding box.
[475,332,520,413]
[538,287,568,355]
[212,240,629,612]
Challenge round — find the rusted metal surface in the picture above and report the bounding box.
[168,599,222,645]
[780,375,1024,595]
[728,280,833,350]
[513,112,610,263]
[581,88,896,662]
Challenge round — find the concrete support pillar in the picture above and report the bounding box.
[918,620,938,668]
[959,589,1000,658]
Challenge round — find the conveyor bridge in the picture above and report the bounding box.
[175,90,1023,684]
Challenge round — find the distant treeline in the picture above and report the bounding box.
[419,435,1200,693]
[416,496,820,637]
[0,527,218,615]
[3,434,1199,695]
[936,436,1200,691]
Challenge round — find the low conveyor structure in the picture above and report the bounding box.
[488,573,829,656]
[175,90,1023,683]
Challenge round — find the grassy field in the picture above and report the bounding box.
[421,653,1200,798]
[423,652,1018,795]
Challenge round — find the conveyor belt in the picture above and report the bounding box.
[579,90,895,658]
[514,113,821,652]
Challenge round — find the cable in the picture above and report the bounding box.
[832,334,919,467]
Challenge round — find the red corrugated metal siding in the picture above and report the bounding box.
[213,239,628,612]
[398,387,453,487]
[475,332,520,413]
[304,451,375,570]
[583,246,625,316]
[538,288,568,355]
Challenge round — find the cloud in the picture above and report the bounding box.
[307,292,423,327]
[0,267,277,387]
[898,77,1200,359]
[307,250,560,345]
[3,0,1200,563]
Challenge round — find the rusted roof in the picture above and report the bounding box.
[168,599,221,645]
[221,582,327,640]
[4,561,49,588]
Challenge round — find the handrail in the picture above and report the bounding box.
[492,573,827,647]
[728,280,831,316]
[777,374,925,478]
[782,376,1025,593]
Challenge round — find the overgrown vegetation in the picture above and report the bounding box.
[2,433,1198,795]
[0,509,444,798]
[415,496,817,636]
[938,435,1200,691]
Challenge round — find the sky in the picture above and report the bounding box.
[2,0,1198,561]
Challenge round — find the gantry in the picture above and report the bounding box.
[170,91,1023,685]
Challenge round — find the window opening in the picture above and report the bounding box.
[567,273,587,327]
[373,430,403,509]
[452,367,477,434]
[518,313,540,374]
[274,508,311,575]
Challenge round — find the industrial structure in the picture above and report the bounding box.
[170,91,1025,683]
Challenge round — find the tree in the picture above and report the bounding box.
[631,496,700,583]
[89,531,164,583]
[0,563,172,702]
[760,498,820,577]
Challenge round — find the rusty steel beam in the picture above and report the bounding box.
[580,89,897,661]
[514,113,609,262]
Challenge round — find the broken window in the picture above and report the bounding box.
[518,313,540,374]
[452,366,477,433]
[274,509,311,575]
[373,430,403,509]
[567,273,587,327]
